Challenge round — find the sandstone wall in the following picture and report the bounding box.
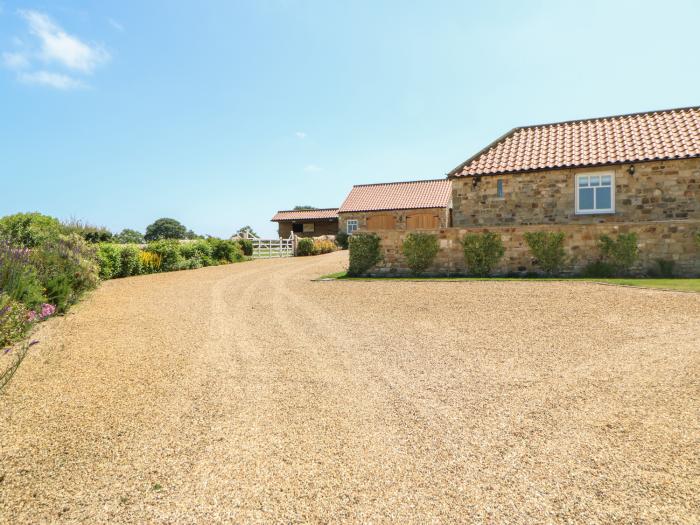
[339,207,450,233]
[452,158,700,227]
[368,220,700,277]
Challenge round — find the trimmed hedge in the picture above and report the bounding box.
[348,233,381,276]
[297,238,314,256]
[402,233,439,275]
[523,231,567,276]
[462,232,505,277]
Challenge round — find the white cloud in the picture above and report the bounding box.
[3,51,29,69]
[304,164,322,173]
[108,18,124,32]
[295,131,307,139]
[18,70,85,90]
[19,9,109,73]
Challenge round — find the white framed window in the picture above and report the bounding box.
[302,222,315,233]
[346,220,358,234]
[575,172,615,214]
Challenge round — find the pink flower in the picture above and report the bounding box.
[40,304,56,319]
[27,311,37,322]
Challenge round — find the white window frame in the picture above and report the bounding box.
[346,219,358,234]
[575,172,615,215]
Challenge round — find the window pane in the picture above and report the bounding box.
[578,176,589,187]
[579,188,594,210]
[596,187,612,209]
[589,176,600,187]
[601,175,612,186]
[497,179,504,198]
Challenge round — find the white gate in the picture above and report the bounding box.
[249,233,295,258]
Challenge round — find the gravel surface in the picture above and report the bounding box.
[1,251,699,523]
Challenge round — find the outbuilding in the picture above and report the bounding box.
[271,208,339,238]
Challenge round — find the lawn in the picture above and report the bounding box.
[319,271,700,292]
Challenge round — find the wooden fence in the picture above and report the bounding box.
[249,234,295,258]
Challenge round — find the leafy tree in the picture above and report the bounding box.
[293,205,319,211]
[115,228,145,244]
[236,225,258,238]
[0,212,62,248]
[144,218,188,241]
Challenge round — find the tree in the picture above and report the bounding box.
[293,205,319,211]
[144,218,188,241]
[115,228,145,244]
[236,225,258,238]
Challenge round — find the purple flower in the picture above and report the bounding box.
[26,311,37,322]
[40,303,56,319]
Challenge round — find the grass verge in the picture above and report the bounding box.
[317,272,700,292]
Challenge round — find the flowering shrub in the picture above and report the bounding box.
[139,251,162,272]
[312,239,336,255]
[0,242,45,309]
[0,294,31,347]
[31,234,100,312]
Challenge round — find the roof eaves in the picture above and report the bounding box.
[447,127,518,178]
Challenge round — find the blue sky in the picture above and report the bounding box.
[1,1,698,237]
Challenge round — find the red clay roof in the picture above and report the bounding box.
[338,179,452,213]
[450,106,700,177]
[271,208,339,222]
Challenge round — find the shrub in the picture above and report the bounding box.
[61,220,113,243]
[144,218,188,241]
[32,234,99,312]
[582,261,616,278]
[180,240,214,266]
[0,212,61,248]
[297,238,315,256]
[119,245,143,277]
[208,238,243,263]
[0,242,45,309]
[145,240,184,271]
[0,294,31,348]
[462,232,505,277]
[139,251,162,273]
[97,244,122,279]
[695,231,700,246]
[523,231,567,276]
[598,233,639,275]
[312,239,336,255]
[348,233,381,276]
[115,229,145,244]
[648,259,676,278]
[402,233,439,275]
[335,231,349,250]
[237,238,253,256]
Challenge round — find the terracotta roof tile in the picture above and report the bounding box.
[271,209,339,221]
[338,179,451,213]
[450,106,700,177]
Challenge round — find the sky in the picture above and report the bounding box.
[1,1,698,238]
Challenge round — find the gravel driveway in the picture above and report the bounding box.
[1,251,699,523]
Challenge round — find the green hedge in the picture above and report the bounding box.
[402,233,439,275]
[348,233,381,276]
[523,231,567,276]
[462,232,505,277]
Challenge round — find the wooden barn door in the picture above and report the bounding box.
[406,213,439,229]
[366,214,396,230]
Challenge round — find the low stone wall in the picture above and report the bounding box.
[369,220,700,277]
